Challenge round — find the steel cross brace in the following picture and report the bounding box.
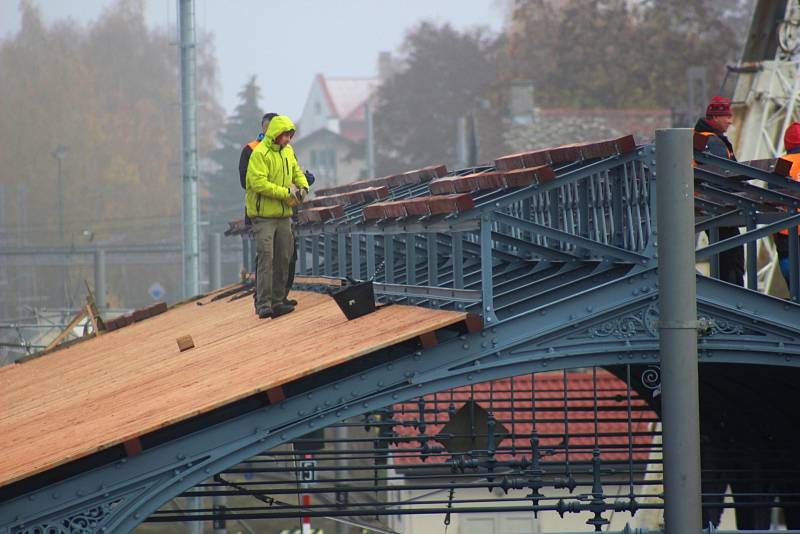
[696,212,800,259]
[693,150,800,193]
[695,166,800,207]
[493,211,650,264]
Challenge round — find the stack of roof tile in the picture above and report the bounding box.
[301,186,390,209]
[296,205,346,224]
[100,301,168,332]
[362,193,475,220]
[429,165,555,195]
[495,135,636,171]
[314,164,448,198]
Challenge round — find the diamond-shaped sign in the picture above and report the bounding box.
[436,400,510,454]
[148,282,165,301]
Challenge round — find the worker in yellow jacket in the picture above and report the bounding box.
[245,115,309,319]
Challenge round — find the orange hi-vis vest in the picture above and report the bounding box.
[693,131,734,160]
[779,152,800,236]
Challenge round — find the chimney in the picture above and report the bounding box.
[378,51,394,81]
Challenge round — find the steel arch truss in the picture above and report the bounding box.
[3,264,800,533]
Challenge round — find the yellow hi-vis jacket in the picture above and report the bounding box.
[245,115,309,218]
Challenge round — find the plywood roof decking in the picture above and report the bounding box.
[0,289,467,489]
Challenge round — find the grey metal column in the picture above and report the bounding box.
[452,231,463,289]
[384,236,394,283]
[789,225,799,301]
[365,101,375,179]
[52,145,70,307]
[187,496,202,534]
[179,0,199,298]
[480,215,497,324]
[93,248,106,310]
[212,494,227,534]
[656,128,702,534]
[746,212,757,290]
[209,233,222,290]
[456,116,469,169]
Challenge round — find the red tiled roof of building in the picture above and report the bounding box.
[391,369,658,465]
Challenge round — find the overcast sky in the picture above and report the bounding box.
[1,0,506,119]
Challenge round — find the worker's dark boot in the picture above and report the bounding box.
[257,307,272,319]
[271,302,295,317]
[283,298,298,306]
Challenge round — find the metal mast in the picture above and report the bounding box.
[179,0,199,298]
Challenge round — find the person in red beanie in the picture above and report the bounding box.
[694,96,744,288]
[774,122,800,282]
[695,96,736,160]
[782,121,800,173]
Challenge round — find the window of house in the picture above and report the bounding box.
[325,148,337,176]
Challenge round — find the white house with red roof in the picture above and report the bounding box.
[297,74,381,143]
[294,74,381,189]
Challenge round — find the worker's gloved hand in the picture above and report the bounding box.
[287,184,300,206]
[304,170,316,186]
[296,188,309,203]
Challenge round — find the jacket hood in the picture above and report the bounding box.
[265,115,297,148]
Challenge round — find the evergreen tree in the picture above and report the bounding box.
[204,76,265,231]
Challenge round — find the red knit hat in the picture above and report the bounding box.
[785,122,800,150]
[706,96,732,118]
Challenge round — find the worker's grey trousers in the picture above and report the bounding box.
[252,216,293,313]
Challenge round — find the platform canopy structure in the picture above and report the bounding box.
[3,134,800,533]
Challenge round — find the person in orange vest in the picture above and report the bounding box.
[694,96,744,286]
[695,96,735,160]
[775,122,800,281]
[695,96,748,529]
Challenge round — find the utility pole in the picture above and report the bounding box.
[51,145,70,308]
[656,128,703,534]
[179,0,199,298]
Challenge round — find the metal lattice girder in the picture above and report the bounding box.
[292,148,656,321]
[3,261,800,532]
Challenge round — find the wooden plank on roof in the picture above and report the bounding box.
[0,290,467,489]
